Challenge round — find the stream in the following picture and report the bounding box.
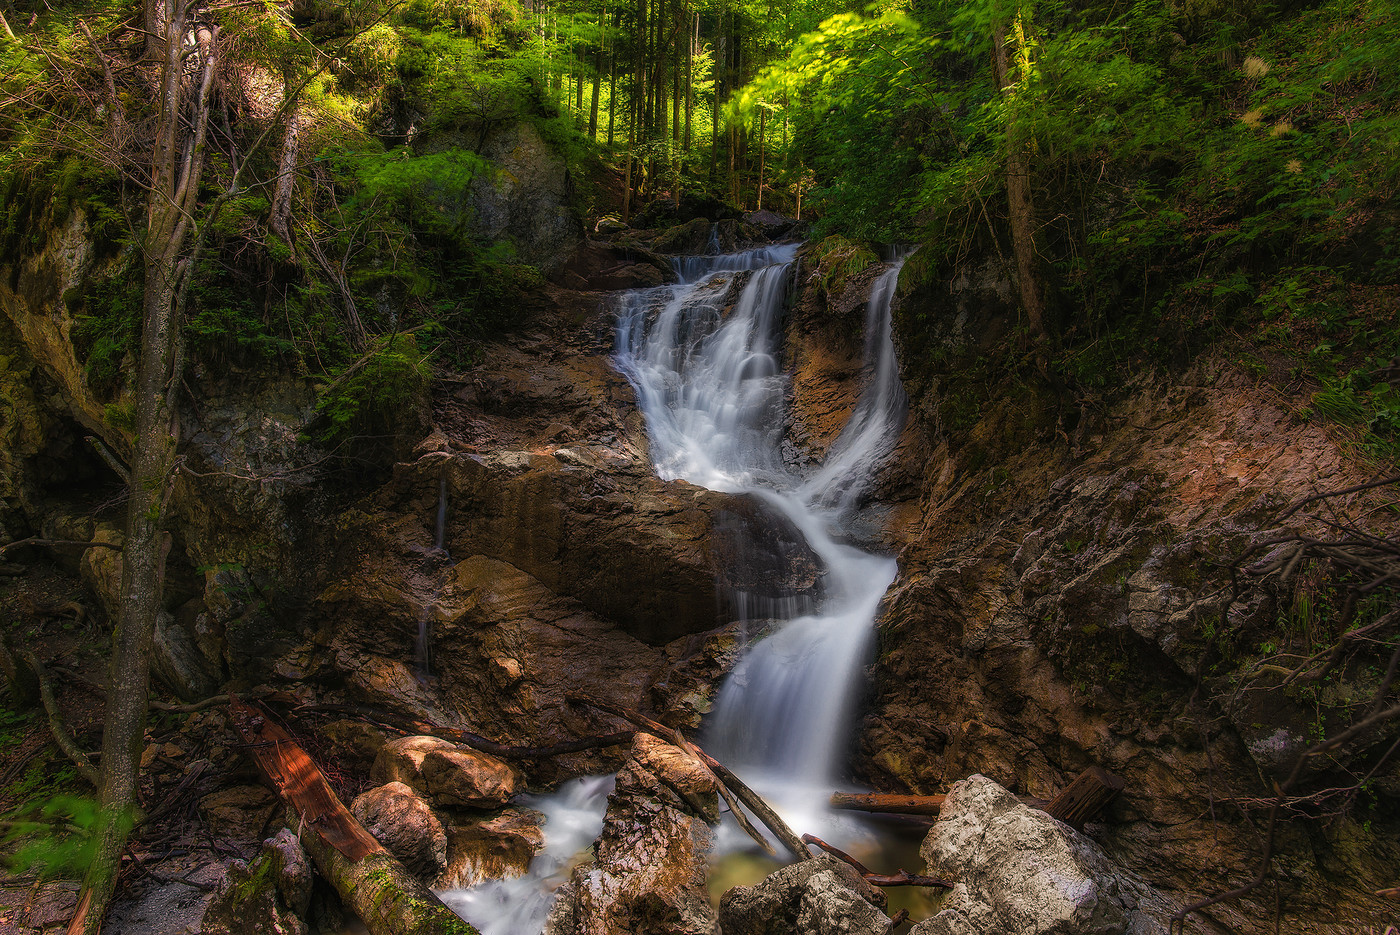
[444,243,909,933]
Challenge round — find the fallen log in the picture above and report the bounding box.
[832,768,1119,830]
[829,793,946,816]
[300,701,635,759]
[229,700,478,935]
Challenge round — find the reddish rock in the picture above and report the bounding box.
[351,781,449,877]
[371,735,519,809]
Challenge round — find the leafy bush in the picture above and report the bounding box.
[314,333,432,445]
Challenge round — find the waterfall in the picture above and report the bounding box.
[448,244,909,935]
[616,244,908,826]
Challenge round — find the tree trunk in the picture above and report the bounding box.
[269,105,302,242]
[71,12,217,935]
[589,38,602,138]
[992,16,1047,340]
[756,107,765,210]
[607,38,617,147]
[682,10,694,151]
[230,702,478,935]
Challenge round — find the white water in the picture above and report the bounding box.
[448,245,909,933]
[617,245,907,836]
[439,776,614,934]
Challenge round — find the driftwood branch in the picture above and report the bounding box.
[802,833,952,889]
[569,695,808,861]
[22,652,99,787]
[228,700,478,935]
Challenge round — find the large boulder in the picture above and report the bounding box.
[468,121,583,273]
[911,776,1174,935]
[718,853,892,935]
[371,735,519,809]
[202,829,313,935]
[351,781,449,877]
[545,733,719,935]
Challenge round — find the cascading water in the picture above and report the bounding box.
[616,245,908,832]
[449,244,908,934]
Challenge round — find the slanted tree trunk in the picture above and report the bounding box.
[70,12,217,935]
[992,15,1047,340]
[230,702,478,935]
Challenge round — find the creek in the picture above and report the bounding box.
[446,242,910,933]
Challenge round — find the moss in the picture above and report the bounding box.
[812,235,879,299]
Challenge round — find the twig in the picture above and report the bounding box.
[569,695,807,860]
[802,834,952,889]
[22,653,99,787]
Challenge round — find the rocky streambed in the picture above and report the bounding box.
[1,211,1397,934]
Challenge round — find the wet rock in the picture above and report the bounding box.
[351,781,449,878]
[911,775,1173,935]
[202,829,314,935]
[718,853,891,935]
[550,733,719,935]
[438,807,545,888]
[371,735,519,809]
[650,218,713,255]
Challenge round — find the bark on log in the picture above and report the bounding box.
[829,793,947,816]
[1045,766,1125,831]
[229,701,478,935]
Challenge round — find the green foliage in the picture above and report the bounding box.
[3,795,129,881]
[68,265,142,396]
[314,333,432,445]
[812,235,879,297]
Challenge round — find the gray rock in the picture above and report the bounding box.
[468,121,583,272]
[351,781,449,877]
[201,830,315,935]
[718,853,891,935]
[371,735,519,809]
[552,733,719,935]
[911,776,1174,935]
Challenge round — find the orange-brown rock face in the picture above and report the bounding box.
[862,253,1400,932]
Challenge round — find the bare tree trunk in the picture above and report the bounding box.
[757,109,767,210]
[683,10,694,152]
[269,105,302,242]
[607,33,617,147]
[71,12,217,935]
[992,16,1047,340]
[589,38,602,138]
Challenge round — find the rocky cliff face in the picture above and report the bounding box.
[865,250,1400,931]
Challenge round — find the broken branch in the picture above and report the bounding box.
[569,695,809,861]
[228,700,477,935]
[23,652,99,787]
